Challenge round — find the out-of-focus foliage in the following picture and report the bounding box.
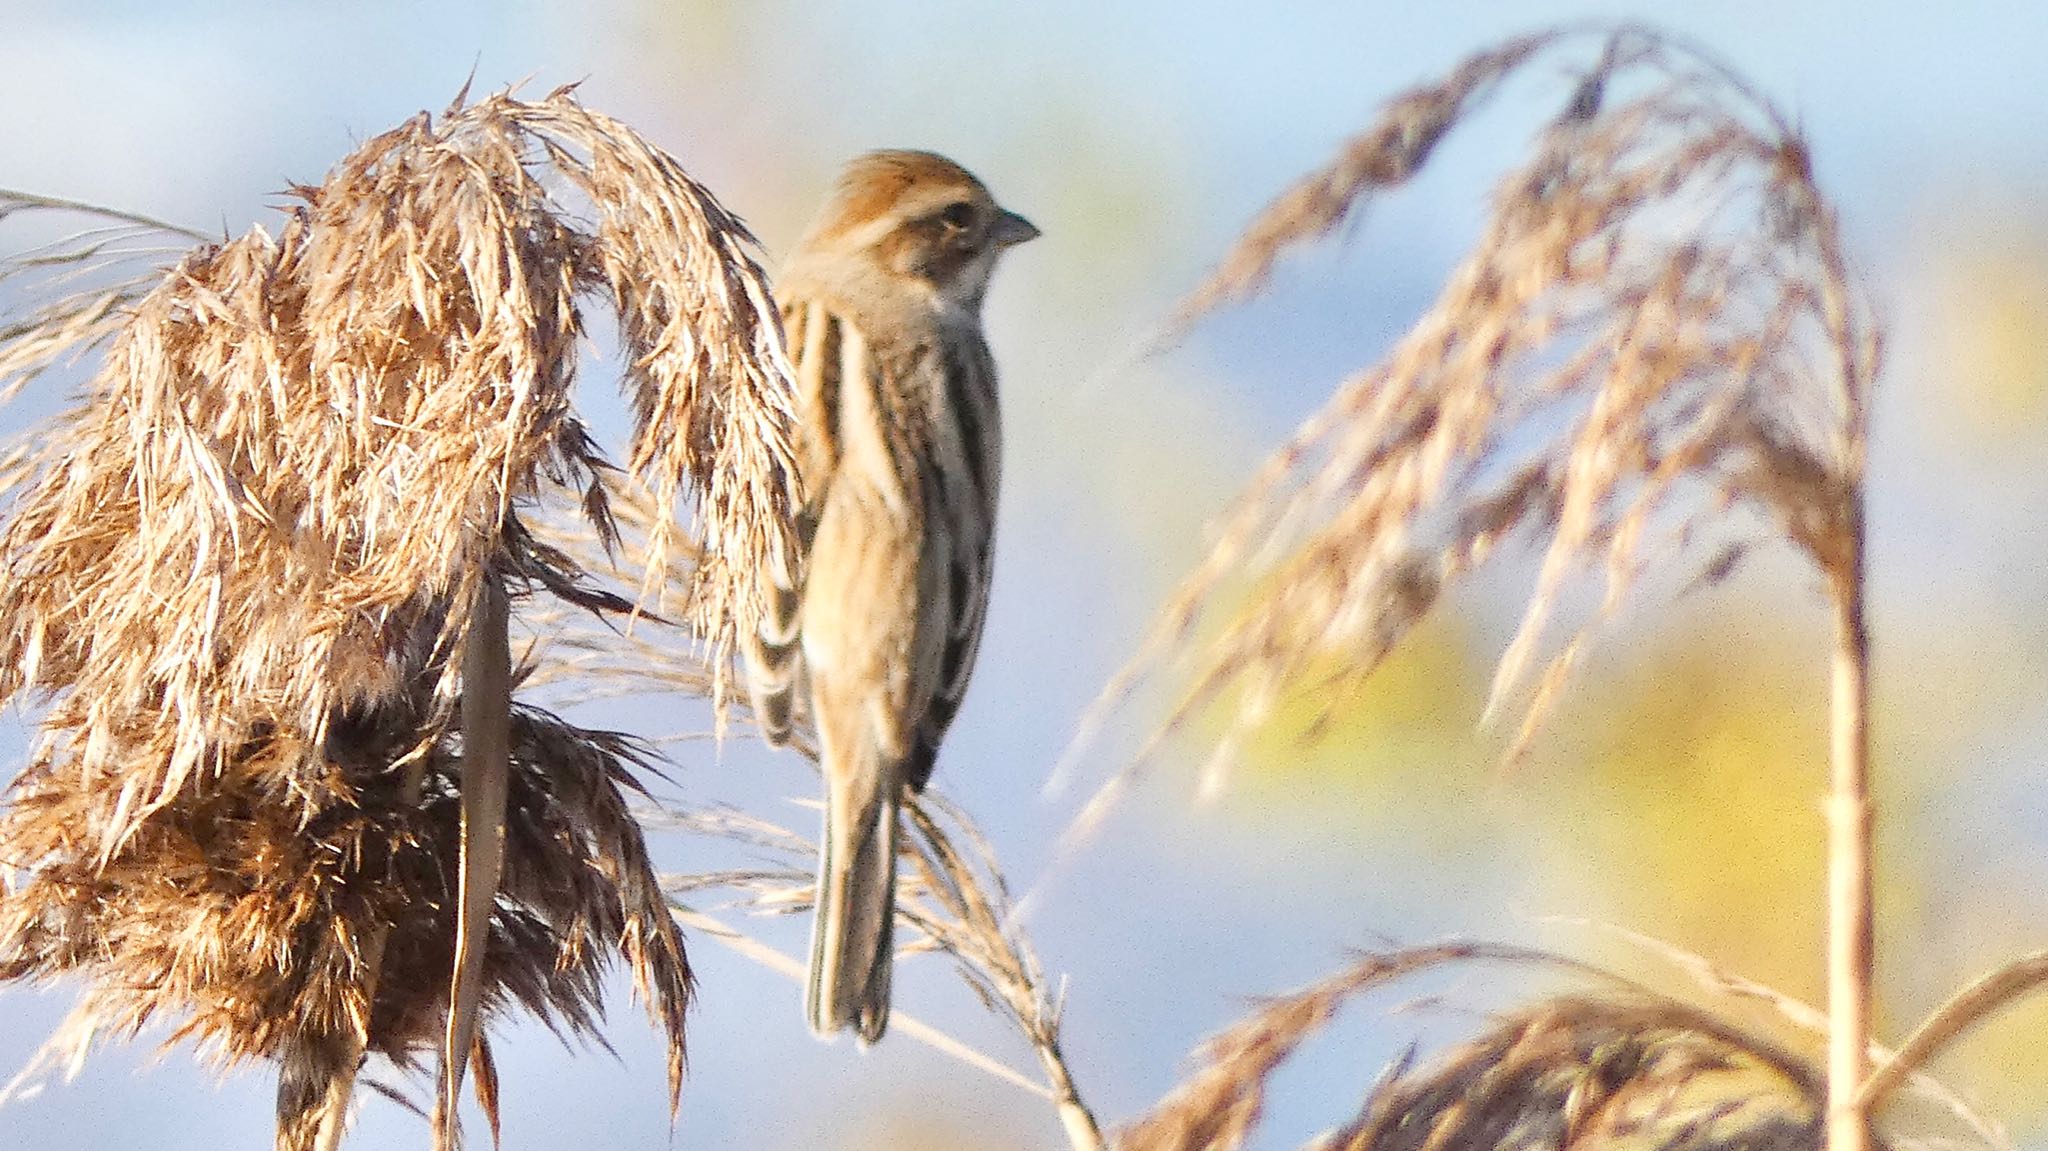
[1527,607,1833,1004]
[1213,588,1833,990]
[1921,215,2048,444]
[1226,612,1488,838]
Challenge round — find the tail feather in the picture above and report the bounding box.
[806,739,899,1044]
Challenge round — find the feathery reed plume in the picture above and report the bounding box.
[1115,943,1564,1151]
[3,700,692,1145]
[1324,996,1830,1151]
[1072,25,1879,1151]
[0,88,799,1149]
[1554,921,2011,1149]
[1088,22,1874,784]
[1117,943,1993,1151]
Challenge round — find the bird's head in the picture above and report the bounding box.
[790,150,1038,312]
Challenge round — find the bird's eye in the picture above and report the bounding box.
[937,201,977,231]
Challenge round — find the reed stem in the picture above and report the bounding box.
[1826,507,1872,1151]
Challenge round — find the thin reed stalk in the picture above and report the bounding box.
[1858,951,2048,1113]
[1828,524,1872,1151]
[440,574,513,1147]
[1811,151,1877,1151]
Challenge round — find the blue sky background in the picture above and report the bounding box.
[4,3,2048,1149]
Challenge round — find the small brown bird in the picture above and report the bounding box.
[746,151,1036,1042]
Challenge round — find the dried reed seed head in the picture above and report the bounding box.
[1115,943,1503,1151]
[1169,30,1560,330]
[1089,24,1879,791]
[1117,943,1851,1151]
[0,703,690,1097]
[1329,997,1831,1151]
[0,88,799,1133]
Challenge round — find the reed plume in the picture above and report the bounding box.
[660,791,1106,1151]
[1117,942,2007,1151]
[1069,25,1883,1151]
[0,87,799,1149]
[1088,24,1873,782]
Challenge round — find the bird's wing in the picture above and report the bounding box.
[907,335,1001,790]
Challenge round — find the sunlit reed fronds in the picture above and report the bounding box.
[520,476,732,715]
[1323,996,1827,1151]
[1,702,690,1143]
[1557,922,2011,1150]
[0,88,799,1149]
[1115,943,1571,1151]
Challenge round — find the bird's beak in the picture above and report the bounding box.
[992,209,1040,247]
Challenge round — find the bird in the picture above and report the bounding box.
[745,150,1037,1043]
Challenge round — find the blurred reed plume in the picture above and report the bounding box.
[1116,942,2006,1151]
[0,87,799,1150]
[1084,23,1875,783]
[1064,25,1883,1151]
[1326,997,1830,1151]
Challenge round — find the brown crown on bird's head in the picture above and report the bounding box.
[791,149,1039,308]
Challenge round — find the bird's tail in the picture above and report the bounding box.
[806,733,899,1044]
